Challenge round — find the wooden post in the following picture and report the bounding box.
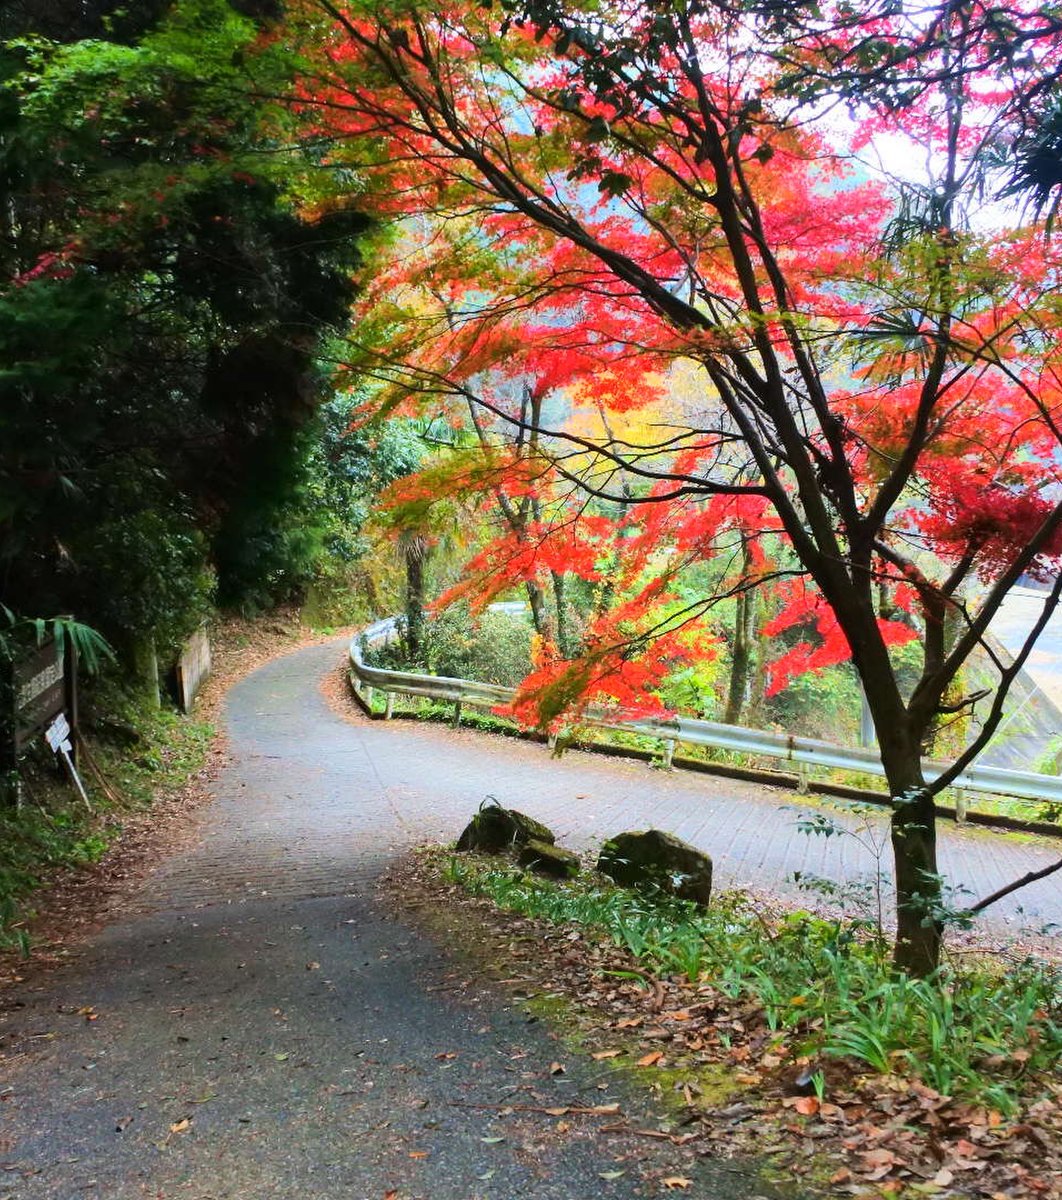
[452,700,463,728]
[954,788,968,824]
[384,692,394,720]
[797,763,811,795]
[0,657,17,809]
[0,686,16,806]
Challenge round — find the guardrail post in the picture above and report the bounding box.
[453,700,463,729]
[662,738,676,770]
[365,686,375,712]
[797,763,810,795]
[954,788,968,824]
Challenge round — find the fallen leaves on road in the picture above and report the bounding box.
[451,1101,622,1118]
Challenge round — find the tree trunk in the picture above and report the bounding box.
[550,569,572,658]
[525,579,552,640]
[879,734,942,975]
[724,585,758,725]
[724,545,760,725]
[129,632,160,708]
[404,537,427,664]
[724,591,749,725]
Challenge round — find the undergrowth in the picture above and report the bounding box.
[441,855,1062,1115]
[0,687,212,955]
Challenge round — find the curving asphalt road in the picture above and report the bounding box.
[150,643,1060,932]
[0,640,1059,1200]
[0,641,792,1200]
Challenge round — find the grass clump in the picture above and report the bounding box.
[0,806,112,956]
[440,855,1061,1115]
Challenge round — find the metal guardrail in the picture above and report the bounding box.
[349,613,1062,811]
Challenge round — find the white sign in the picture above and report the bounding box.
[45,713,72,755]
[44,712,90,809]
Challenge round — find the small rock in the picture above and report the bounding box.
[597,830,712,907]
[455,802,556,853]
[517,839,580,879]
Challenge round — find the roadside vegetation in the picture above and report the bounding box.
[0,685,212,955]
[420,850,1062,1195]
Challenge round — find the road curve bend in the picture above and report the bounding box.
[0,640,817,1200]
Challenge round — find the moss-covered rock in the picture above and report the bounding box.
[455,802,556,854]
[597,829,712,907]
[517,838,580,879]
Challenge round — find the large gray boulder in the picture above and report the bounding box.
[597,829,712,907]
[455,802,556,854]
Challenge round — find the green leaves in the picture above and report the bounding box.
[597,169,633,198]
[1,0,375,634]
[0,608,113,674]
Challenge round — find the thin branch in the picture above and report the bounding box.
[967,858,1062,916]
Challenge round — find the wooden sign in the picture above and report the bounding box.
[14,638,67,751]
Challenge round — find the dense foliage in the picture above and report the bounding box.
[0,0,371,667]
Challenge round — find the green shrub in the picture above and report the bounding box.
[366,603,533,687]
[440,856,1062,1113]
[425,604,533,685]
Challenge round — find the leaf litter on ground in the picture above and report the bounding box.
[387,849,1062,1199]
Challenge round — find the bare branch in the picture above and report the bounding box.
[968,858,1062,917]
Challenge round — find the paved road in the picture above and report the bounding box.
[0,642,793,1200]
[154,644,1061,931]
[0,641,1059,1200]
[988,586,1062,769]
[992,586,1062,714]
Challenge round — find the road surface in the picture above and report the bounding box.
[0,640,1059,1200]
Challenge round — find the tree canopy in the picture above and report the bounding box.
[0,0,371,660]
[278,0,1062,973]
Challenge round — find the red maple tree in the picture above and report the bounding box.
[285,0,1062,972]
